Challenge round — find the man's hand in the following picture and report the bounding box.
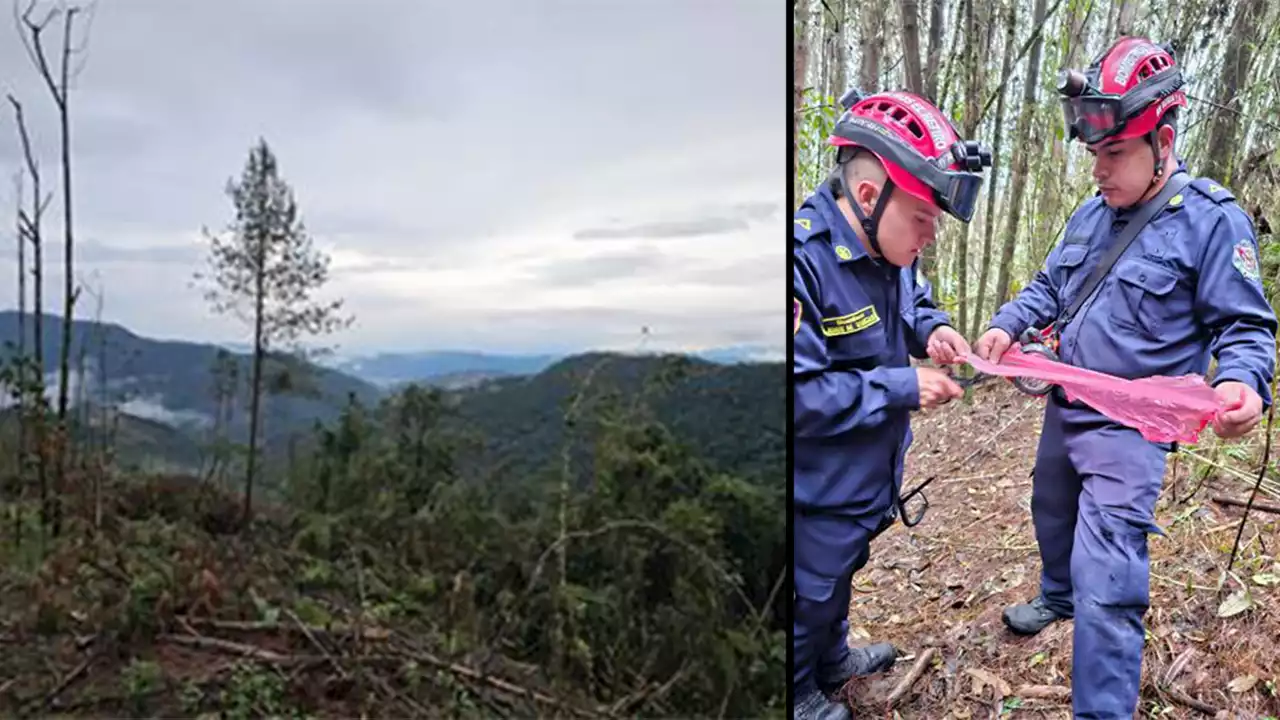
[974,328,1013,362]
[917,367,964,410]
[927,325,971,366]
[1212,381,1263,439]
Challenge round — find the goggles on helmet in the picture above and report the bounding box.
[1057,67,1185,145]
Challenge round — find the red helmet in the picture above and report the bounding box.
[1058,37,1187,146]
[827,90,991,224]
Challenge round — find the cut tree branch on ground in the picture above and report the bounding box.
[160,629,611,719]
[1212,494,1280,516]
[1157,684,1221,715]
[36,651,95,712]
[1013,684,1071,701]
[885,647,938,709]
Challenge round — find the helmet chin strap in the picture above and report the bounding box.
[1129,129,1168,209]
[833,162,894,259]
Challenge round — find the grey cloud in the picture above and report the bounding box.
[76,239,201,266]
[0,0,782,353]
[573,200,781,242]
[524,249,669,286]
[733,202,781,222]
[683,255,783,287]
[574,217,751,241]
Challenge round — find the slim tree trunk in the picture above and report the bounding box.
[923,0,945,102]
[858,5,883,90]
[9,96,48,535]
[898,0,925,94]
[794,1,810,186]
[826,0,848,99]
[13,171,25,549]
[973,0,1017,338]
[50,9,79,539]
[245,250,267,526]
[955,0,979,335]
[1203,0,1265,184]
[995,0,1049,308]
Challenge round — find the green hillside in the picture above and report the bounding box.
[451,352,784,484]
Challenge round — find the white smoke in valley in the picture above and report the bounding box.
[0,361,212,429]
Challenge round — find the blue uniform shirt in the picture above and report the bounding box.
[990,172,1277,406]
[793,182,953,515]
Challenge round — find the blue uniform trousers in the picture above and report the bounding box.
[792,506,893,689]
[1033,395,1168,718]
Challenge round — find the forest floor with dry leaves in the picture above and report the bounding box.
[839,383,1280,720]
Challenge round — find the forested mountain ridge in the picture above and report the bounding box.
[1,312,783,484]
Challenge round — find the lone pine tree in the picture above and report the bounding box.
[196,138,351,525]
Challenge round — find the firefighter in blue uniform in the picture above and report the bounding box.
[793,89,993,719]
[975,38,1277,718]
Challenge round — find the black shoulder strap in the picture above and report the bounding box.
[1058,170,1193,329]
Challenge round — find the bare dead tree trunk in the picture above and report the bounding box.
[20,2,86,538]
[923,0,945,102]
[1203,0,1265,184]
[973,0,1018,338]
[898,0,925,94]
[8,95,50,536]
[12,171,25,549]
[93,284,107,532]
[995,0,1049,308]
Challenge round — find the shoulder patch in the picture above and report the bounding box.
[1232,239,1261,282]
[793,208,828,244]
[1189,177,1236,205]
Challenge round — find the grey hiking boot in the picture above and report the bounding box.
[817,642,899,694]
[1002,596,1067,635]
[793,679,852,720]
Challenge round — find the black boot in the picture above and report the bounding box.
[793,678,852,720]
[1002,596,1067,635]
[817,642,899,695]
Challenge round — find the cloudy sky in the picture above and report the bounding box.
[0,0,783,359]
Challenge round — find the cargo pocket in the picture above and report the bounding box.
[1093,508,1163,609]
[1110,260,1179,337]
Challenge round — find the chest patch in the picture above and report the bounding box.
[822,306,880,337]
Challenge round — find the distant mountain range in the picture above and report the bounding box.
[0,312,783,480]
[322,345,781,388]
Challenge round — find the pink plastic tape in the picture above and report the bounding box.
[963,346,1228,444]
